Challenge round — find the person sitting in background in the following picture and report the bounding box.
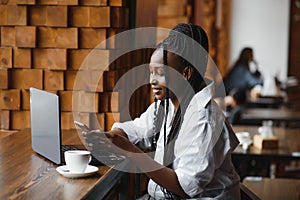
[225,88,247,125]
[224,47,263,94]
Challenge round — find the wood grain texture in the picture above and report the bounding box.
[10,110,30,129]
[243,178,300,200]
[44,70,64,90]
[0,110,9,130]
[0,69,8,89]
[0,129,127,199]
[10,69,43,89]
[13,48,32,68]
[0,1,151,132]
[0,26,16,46]
[0,89,20,110]
[0,47,12,68]
[33,48,67,70]
[15,26,36,47]
[59,90,99,112]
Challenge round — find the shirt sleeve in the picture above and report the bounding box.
[112,102,156,144]
[245,70,263,88]
[173,103,228,197]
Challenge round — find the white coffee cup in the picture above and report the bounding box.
[64,150,91,173]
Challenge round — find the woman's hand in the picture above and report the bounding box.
[81,129,142,157]
[104,131,142,155]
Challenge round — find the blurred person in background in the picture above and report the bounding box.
[225,88,248,125]
[224,47,263,94]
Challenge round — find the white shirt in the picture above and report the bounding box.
[112,82,240,199]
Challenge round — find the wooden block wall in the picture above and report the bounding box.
[156,0,191,43]
[0,0,153,131]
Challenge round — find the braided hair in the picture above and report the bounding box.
[151,23,209,199]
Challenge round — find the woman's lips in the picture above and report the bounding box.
[152,88,162,95]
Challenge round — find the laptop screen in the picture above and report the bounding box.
[30,88,62,164]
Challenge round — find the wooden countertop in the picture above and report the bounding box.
[0,129,129,200]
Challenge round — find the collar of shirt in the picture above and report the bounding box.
[190,79,214,109]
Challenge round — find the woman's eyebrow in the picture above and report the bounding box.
[150,63,164,68]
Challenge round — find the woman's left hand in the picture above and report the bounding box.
[104,131,142,156]
[82,129,141,157]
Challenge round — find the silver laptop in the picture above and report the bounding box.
[29,88,123,165]
[30,88,63,164]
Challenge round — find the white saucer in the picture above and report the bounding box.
[56,165,98,178]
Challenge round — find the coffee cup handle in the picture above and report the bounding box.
[88,155,92,164]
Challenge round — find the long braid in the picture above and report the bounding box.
[151,97,164,151]
[163,43,169,147]
[161,42,176,199]
[151,97,158,151]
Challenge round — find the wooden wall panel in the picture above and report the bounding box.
[156,0,190,43]
[28,6,46,26]
[69,7,110,27]
[61,111,90,130]
[79,28,106,49]
[1,27,16,46]
[65,70,104,92]
[192,0,231,79]
[79,0,107,6]
[37,27,78,48]
[21,89,30,110]
[0,47,13,68]
[109,0,126,7]
[46,6,68,27]
[0,110,9,130]
[4,0,35,4]
[10,110,30,130]
[15,26,36,47]
[90,112,105,130]
[33,48,67,70]
[37,0,78,5]
[10,69,43,89]
[0,0,153,131]
[59,91,99,112]
[9,6,26,24]
[0,69,8,89]
[13,48,31,68]
[0,89,20,110]
[105,112,120,131]
[44,70,64,90]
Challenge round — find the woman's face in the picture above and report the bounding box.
[149,49,166,100]
[149,49,188,101]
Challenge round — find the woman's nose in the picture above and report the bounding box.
[150,76,158,85]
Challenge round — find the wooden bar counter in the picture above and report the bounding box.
[0,129,131,200]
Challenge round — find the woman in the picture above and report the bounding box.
[84,24,240,199]
[224,47,263,94]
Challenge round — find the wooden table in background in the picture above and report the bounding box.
[241,177,300,200]
[248,95,286,108]
[233,125,300,159]
[232,125,300,179]
[0,129,132,200]
[241,108,300,127]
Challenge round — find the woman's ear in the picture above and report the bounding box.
[182,66,194,80]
